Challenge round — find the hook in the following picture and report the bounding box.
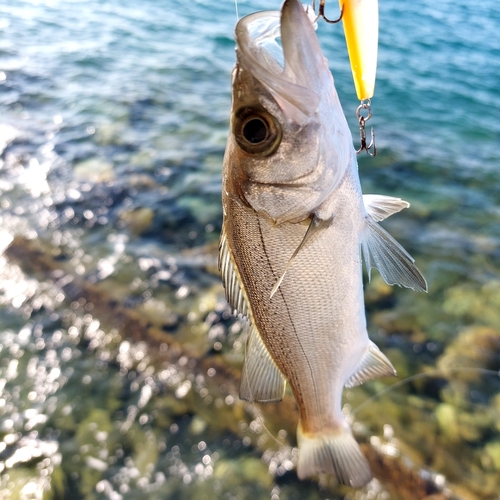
[313,0,344,24]
[356,99,377,156]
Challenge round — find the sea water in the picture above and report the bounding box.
[1,0,500,499]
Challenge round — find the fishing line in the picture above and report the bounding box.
[245,365,287,447]
[253,407,287,446]
[243,368,500,454]
[352,367,500,417]
[234,0,239,21]
[244,356,286,447]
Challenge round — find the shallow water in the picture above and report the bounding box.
[1,0,500,499]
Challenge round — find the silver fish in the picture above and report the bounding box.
[219,0,427,487]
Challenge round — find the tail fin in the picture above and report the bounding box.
[296,423,371,487]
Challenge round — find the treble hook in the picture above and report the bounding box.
[356,99,377,156]
[312,0,344,23]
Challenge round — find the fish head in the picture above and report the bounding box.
[225,0,353,224]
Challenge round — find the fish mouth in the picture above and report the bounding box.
[235,0,324,125]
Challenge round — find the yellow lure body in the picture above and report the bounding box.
[340,0,379,100]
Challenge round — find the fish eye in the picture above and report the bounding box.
[243,118,267,144]
[233,107,282,156]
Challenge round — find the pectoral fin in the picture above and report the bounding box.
[345,342,397,388]
[240,324,286,403]
[219,228,249,318]
[361,217,427,292]
[363,194,409,222]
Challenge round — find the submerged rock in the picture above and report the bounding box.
[73,158,115,183]
[443,282,500,329]
[437,326,500,383]
[2,234,463,500]
[119,206,155,236]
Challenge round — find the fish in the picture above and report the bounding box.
[219,0,427,488]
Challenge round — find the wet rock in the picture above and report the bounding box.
[131,428,159,478]
[371,308,424,338]
[437,326,500,382]
[1,467,58,500]
[94,122,127,147]
[189,416,208,436]
[177,194,223,227]
[483,440,500,471]
[435,403,460,443]
[213,457,273,491]
[73,158,114,183]
[119,206,155,236]
[443,282,500,329]
[130,150,155,169]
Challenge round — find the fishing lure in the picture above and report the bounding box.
[316,0,378,155]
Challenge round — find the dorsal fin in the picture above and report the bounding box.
[240,324,286,402]
[218,228,249,318]
[362,194,409,222]
[345,342,397,388]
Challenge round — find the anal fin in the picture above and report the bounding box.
[361,216,428,292]
[240,324,286,403]
[345,342,397,388]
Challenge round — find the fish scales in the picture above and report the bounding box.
[225,162,367,429]
[219,0,427,488]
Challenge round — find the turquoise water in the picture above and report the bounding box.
[1,0,500,499]
[1,0,498,171]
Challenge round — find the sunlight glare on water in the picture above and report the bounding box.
[0,0,499,499]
